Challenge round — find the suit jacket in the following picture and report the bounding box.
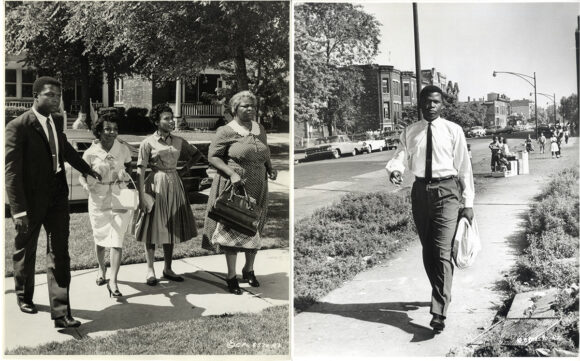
[5,109,92,218]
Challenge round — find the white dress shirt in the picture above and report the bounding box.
[32,107,61,173]
[385,117,475,207]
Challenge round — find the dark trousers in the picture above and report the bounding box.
[490,153,500,171]
[411,177,461,317]
[13,173,71,319]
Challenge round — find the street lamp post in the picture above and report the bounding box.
[493,70,538,138]
[536,92,557,125]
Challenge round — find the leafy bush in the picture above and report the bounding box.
[5,106,28,124]
[126,107,154,134]
[294,191,416,309]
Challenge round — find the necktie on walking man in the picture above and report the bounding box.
[46,117,58,173]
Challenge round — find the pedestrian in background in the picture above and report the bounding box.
[202,91,278,295]
[550,134,560,158]
[538,133,546,154]
[386,85,474,332]
[525,134,534,152]
[79,114,133,298]
[134,104,203,286]
[489,136,501,172]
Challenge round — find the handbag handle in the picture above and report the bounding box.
[113,172,137,190]
[221,181,253,207]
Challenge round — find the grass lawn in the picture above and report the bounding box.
[4,192,289,277]
[6,305,289,355]
[294,191,416,310]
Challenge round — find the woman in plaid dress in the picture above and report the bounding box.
[202,91,277,295]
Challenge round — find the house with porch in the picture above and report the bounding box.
[5,53,227,129]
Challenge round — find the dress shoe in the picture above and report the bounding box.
[96,276,107,286]
[163,271,184,282]
[107,283,123,298]
[54,315,81,328]
[226,277,243,295]
[430,314,446,331]
[17,300,38,314]
[242,270,260,287]
[146,277,158,286]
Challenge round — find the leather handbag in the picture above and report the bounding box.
[208,183,260,236]
[111,177,139,211]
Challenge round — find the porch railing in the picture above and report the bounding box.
[185,118,219,130]
[6,100,33,108]
[180,103,224,117]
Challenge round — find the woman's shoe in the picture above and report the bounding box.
[96,276,106,286]
[242,270,260,287]
[163,271,184,282]
[226,277,242,295]
[146,277,158,286]
[107,283,123,298]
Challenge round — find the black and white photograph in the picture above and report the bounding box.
[294,2,579,358]
[3,1,290,356]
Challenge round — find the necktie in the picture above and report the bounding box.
[46,118,58,172]
[425,122,432,180]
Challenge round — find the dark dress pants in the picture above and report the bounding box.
[13,172,72,319]
[411,177,461,317]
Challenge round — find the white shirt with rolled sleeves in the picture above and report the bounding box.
[385,117,475,208]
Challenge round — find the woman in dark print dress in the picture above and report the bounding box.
[202,91,278,295]
[135,104,202,285]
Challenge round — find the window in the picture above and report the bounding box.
[404,83,410,97]
[393,80,399,96]
[382,79,390,94]
[114,78,123,103]
[21,70,35,97]
[5,69,17,97]
[383,102,390,119]
[495,106,499,114]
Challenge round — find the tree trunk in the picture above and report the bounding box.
[106,65,115,107]
[234,45,249,91]
[256,59,262,124]
[79,54,91,128]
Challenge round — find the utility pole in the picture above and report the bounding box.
[413,3,422,120]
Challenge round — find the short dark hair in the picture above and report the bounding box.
[149,103,173,127]
[92,113,120,139]
[33,76,61,95]
[419,85,443,103]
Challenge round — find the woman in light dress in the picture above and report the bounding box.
[202,91,277,295]
[134,104,202,286]
[80,114,133,297]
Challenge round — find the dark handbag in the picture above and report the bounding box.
[208,183,261,236]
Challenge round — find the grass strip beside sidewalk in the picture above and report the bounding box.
[294,191,416,311]
[6,305,289,355]
[471,168,579,356]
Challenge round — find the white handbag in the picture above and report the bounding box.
[452,217,481,269]
[111,177,139,211]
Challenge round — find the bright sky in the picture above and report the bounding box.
[360,2,579,105]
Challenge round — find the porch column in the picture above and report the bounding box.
[175,79,182,118]
[102,72,109,107]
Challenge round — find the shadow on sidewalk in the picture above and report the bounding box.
[303,301,436,342]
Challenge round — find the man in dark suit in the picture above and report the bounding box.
[5,76,101,328]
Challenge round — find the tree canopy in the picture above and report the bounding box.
[559,94,578,128]
[5,1,289,126]
[295,3,381,136]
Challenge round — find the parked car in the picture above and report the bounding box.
[485,125,514,135]
[383,130,402,150]
[304,135,358,159]
[5,132,212,212]
[353,134,386,153]
[466,126,486,138]
[537,124,553,137]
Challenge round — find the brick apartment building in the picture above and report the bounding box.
[483,92,511,128]
[510,98,535,121]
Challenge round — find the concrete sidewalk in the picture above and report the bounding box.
[294,167,551,357]
[3,248,289,352]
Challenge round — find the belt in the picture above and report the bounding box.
[415,175,455,184]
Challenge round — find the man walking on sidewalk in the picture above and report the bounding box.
[5,77,101,328]
[385,85,474,332]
